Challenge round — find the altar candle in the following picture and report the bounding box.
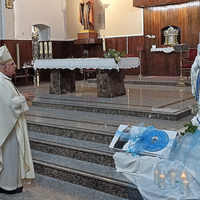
[170,172,176,187]
[159,174,166,190]
[183,180,189,196]
[154,170,159,184]
[44,41,48,54]
[48,41,52,54]
[40,42,43,55]
[103,35,106,52]
[37,71,40,86]
[181,172,187,182]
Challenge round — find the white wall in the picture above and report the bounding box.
[66,0,143,39]
[14,0,67,40]
[3,4,15,39]
[4,0,143,40]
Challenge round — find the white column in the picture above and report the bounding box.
[0,0,5,39]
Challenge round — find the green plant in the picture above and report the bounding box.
[104,49,126,64]
[152,42,157,45]
[180,122,198,136]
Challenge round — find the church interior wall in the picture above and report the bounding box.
[143,1,200,76]
[4,6,15,39]
[66,0,143,40]
[14,0,67,40]
[1,0,200,79]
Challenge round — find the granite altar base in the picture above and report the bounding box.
[97,69,126,98]
[49,69,75,94]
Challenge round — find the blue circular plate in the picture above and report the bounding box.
[140,130,169,152]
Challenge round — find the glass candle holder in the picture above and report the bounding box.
[183,179,189,196]
[154,168,159,185]
[181,171,187,182]
[170,170,176,187]
[159,172,166,190]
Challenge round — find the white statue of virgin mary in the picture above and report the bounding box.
[191,43,200,126]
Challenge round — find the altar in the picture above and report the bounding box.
[34,57,140,97]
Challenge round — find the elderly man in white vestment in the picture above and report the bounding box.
[0,45,35,194]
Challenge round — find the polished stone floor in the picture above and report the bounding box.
[11,75,196,200]
[19,75,195,115]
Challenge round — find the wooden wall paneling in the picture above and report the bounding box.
[133,0,198,7]
[2,40,33,66]
[126,36,144,75]
[143,4,200,76]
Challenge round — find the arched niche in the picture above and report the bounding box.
[32,24,50,41]
[161,25,181,45]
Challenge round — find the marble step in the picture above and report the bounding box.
[27,121,113,145]
[32,94,191,121]
[0,173,127,200]
[88,78,191,86]
[29,131,115,167]
[26,106,193,141]
[32,150,143,200]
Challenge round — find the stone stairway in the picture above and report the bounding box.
[24,81,194,199]
[26,106,144,199]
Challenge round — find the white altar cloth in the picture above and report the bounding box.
[33,57,140,70]
[151,47,175,53]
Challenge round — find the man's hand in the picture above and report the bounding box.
[23,93,35,101]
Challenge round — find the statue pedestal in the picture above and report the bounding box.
[78,30,98,40]
[97,69,126,98]
[49,69,75,94]
[75,30,101,45]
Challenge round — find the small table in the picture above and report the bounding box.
[34,57,140,97]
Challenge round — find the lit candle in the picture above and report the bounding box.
[183,180,189,196]
[103,35,106,52]
[48,41,52,54]
[40,42,43,55]
[44,41,48,54]
[159,174,166,190]
[154,170,159,184]
[170,172,176,187]
[181,172,187,182]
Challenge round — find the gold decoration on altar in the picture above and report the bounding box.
[164,25,179,45]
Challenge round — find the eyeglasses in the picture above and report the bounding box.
[5,62,16,66]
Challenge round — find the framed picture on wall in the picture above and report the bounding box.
[5,0,13,9]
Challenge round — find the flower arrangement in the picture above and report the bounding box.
[104,49,126,64]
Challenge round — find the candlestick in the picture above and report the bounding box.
[37,71,40,86]
[170,172,176,187]
[40,42,43,55]
[183,180,189,196]
[44,41,48,54]
[181,171,187,182]
[103,35,106,52]
[48,41,52,54]
[154,170,159,184]
[159,174,166,190]
[16,43,20,69]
